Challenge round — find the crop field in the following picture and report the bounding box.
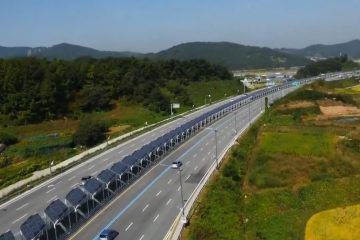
[183,78,360,240]
[305,204,360,240]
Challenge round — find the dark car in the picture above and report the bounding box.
[99,229,119,240]
[80,176,92,186]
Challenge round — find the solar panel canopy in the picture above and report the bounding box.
[122,155,138,166]
[45,199,69,223]
[0,231,15,240]
[20,214,46,240]
[66,187,87,207]
[83,178,102,194]
[110,162,127,175]
[97,169,116,184]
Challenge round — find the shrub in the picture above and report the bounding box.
[0,155,12,168]
[0,131,18,145]
[73,117,108,147]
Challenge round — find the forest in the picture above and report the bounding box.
[295,55,359,78]
[0,57,232,125]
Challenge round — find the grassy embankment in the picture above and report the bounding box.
[0,79,243,190]
[182,77,360,240]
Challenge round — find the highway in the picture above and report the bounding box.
[67,88,289,240]
[0,93,255,237]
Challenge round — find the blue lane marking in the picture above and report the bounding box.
[91,102,262,239]
[92,165,171,240]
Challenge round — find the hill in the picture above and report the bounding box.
[280,39,360,59]
[0,42,310,69]
[0,43,141,60]
[151,42,310,70]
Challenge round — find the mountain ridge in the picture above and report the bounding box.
[279,39,360,59]
[3,40,360,69]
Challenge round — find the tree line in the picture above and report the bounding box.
[295,55,359,78]
[0,57,232,125]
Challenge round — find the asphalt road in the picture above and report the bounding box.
[68,88,294,240]
[0,93,254,237]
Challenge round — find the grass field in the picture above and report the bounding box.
[0,79,243,189]
[182,79,360,240]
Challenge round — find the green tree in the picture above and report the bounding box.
[73,118,108,147]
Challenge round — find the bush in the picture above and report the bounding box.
[0,155,12,168]
[0,131,18,145]
[73,118,108,147]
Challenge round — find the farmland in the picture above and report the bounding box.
[183,78,360,240]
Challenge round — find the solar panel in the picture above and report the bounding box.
[110,162,127,175]
[97,169,116,184]
[83,178,102,195]
[44,199,69,223]
[122,155,137,166]
[133,149,145,160]
[66,188,87,207]
[0,231,15,240]
[20,214,46,240]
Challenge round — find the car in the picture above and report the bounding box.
[171,161,183,169]
[80,176,92,186]
[99,229,119,240]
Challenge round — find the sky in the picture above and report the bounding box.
[0,0,360,53]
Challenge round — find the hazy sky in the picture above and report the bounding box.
[1,0,359,52]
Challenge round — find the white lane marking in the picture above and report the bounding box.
[68,176,76,181]
[142,204,149,212]
[205,142,209,146]
[47,184,54,188]
[139,234,145,240]
[56,180,62,185]
[177,186,181,191]
[185,161,190,165]
[91,171,98,176]
[185,175,190,181]
[118,149,124,154]
[46,188,55,194]
[166,198,172,206]
[208,151,211,155]
[88,165,95,170]
[194,166,198,171]
[193,153,197,158]
[153,214,159,222]
[16,203,29,211]
[71,183,78,188]
[103,158,109,162]
[125,222,133,231]
[167,179,172,184]
[12,214,27,224]
[156,190,162,197]
[47,195,57,203]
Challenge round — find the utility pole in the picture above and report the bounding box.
[178,168,187,223]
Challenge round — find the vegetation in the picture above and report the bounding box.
[0,57,231,125]
[73,118,108,147]
[183,79,360,240]
[295,55,359,78]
